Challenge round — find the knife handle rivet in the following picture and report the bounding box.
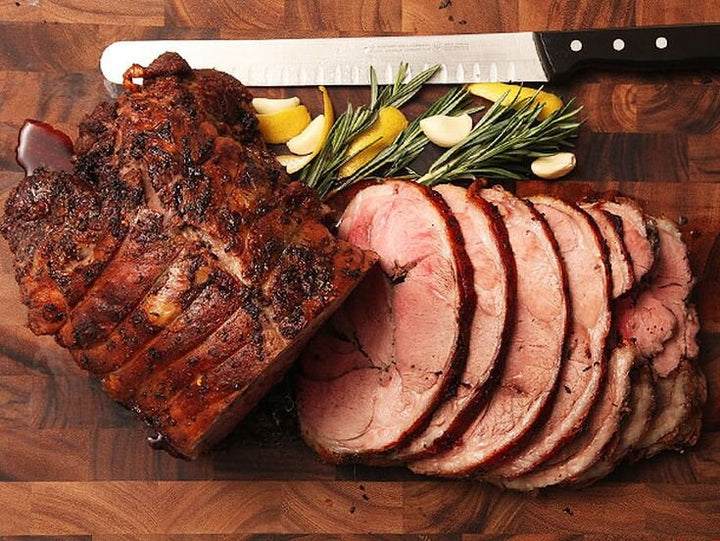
[570,39,583,52]
[656,36,668,49]
[613,38,625,51]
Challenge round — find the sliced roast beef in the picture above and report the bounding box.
[485,196,611,480]
[593,197,659,283]
[500,343,636,490]
[633,314,704,462]
[395,184,515,460]
[296,179,475,461]
[580,204,634,298]
[574,362,656,485]
[615,218,696,370]
[633,357,706,460]
[410,185,568,477]
[645,219,698,376]
[612,217,704,461]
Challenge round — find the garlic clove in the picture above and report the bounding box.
[420,114,473,148]
[276,153,314,174]
[287,114,326,155]
[531,152,577,180]
[252,96,301,114]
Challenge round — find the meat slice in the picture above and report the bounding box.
[574,362,656,485]
[394,184,515,460]
[615,218,696,369]
[411,185,568,477]
[500,344,636,490]
[580,203,634,298]
[2,52,374,458]
[296,179,475,461]
[593,197,659,283]
[485,196,611,480]
[612,218,704,460]
[633,357,706,460]
[644,220,698,376]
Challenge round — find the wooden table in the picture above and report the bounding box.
[1,0,719,537]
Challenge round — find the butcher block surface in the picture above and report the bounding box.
[1,0,719,537]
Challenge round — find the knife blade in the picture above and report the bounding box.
[101,24,720,87]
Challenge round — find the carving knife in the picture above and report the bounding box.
[101,24,720,86]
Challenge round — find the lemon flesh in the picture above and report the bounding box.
[467,83,563,121]
[339,106,408,178]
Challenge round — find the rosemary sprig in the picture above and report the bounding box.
[333,87,482,191]
[300,63,440,198]
[417,90,583,186]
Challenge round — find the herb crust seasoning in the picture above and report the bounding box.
[1,52,375,459]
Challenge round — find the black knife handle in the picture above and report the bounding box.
[534,24,720,81]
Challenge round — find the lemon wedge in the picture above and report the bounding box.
[257,105,311,144]
[420,114,473,148]
[252,96,301,114]
[275,86,335,174]
[339,106,408,178]
[467,83,563,121]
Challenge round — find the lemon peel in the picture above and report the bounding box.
[339,106,408,178]
[467,83,563,121]
[257,105,311,144]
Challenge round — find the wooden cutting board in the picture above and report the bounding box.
[1,0,719,537]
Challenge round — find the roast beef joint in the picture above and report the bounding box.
[1,52,375,459]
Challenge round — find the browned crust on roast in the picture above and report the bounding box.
[75,243,214,374]
[2,52,373,458]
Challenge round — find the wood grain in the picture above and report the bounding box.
[0,0,164,25]
[166,0,284,30]
[0,0,719,537]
